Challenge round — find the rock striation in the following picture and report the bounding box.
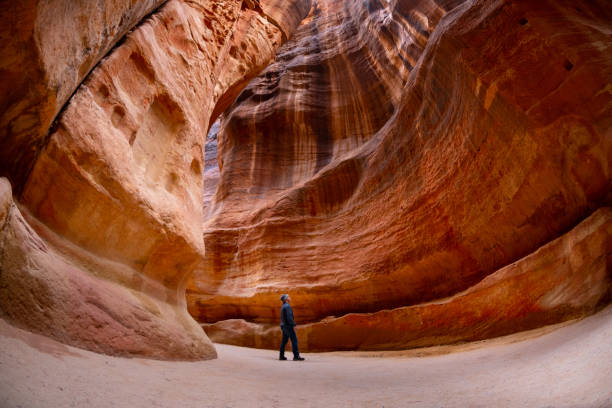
[0,0,609,356]
[0,0,311,359]
[204,207,612,350]
[190,0,611,349]
[0,0,167,191]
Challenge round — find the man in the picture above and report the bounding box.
[279,294,305,361]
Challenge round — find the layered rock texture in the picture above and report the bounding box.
[0,0,167,191]
[1,0,310,359]
[204,208,612,350]
[189,0,612,350]
[0,0,610,357]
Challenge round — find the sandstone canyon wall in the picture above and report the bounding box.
[190,0,611,350]
[0,0,610,357]
[0,0,311,359]
[204,207,611,350]
[0,0,167,192]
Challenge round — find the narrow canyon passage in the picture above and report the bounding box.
[0,0,610,398]
[1,306,611,408]
[0,0,610,405]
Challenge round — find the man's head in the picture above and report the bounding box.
[280,294,290,303]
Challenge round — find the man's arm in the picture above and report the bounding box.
[287,306,296,326]
[281,305,287,325]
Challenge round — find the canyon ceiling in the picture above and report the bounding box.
[0,0,610,358]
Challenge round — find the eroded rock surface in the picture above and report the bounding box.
[1,0,310,359]
[0,0,167,191]
[204,207,612,350]
[0,0,609,356]
[190,0,611,349]
[0,178,215,359]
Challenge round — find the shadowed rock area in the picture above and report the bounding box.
[0,0,610,364]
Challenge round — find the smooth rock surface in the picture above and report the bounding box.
[0,177,216,359]
[188,0,611,348]
[2,0,310,359]
[204,207,611,351]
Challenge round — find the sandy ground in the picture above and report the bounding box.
[1,306,611,408]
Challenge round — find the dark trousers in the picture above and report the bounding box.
[280,325,299,357]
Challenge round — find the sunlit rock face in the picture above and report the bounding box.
[189,0,611,350]
[0,0,311,359]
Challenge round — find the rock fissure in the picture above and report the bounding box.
[242,0,290,42]
[40,0,173,153]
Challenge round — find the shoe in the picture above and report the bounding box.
[293,356,305,361]
[279,356,287,360]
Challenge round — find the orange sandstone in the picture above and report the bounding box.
[0,0,609,357]
[0,0,167,191]
[0,0,310,359]
[204,207,612,351]
[189,0,611,348]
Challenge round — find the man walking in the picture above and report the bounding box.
[279,294,305,361]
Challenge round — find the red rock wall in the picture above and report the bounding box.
[191,0,468,321]
[1,0,609,356]
[1,178,215,359]
[190,0,611,349]
[204,207,612,350]
[22,0,288,288]
[0,0,167,191]
[0,0,311,359]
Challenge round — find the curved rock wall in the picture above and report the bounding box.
[191,0,468,320]
[0,0,167,191]
[204,207,612,350]
[0,0,311,359]
[1,0,609,356]
[1,177,214,359]
[189,0,611,349]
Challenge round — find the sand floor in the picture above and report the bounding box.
[1,306,611,408]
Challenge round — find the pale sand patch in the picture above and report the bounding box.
[1,305,611,408]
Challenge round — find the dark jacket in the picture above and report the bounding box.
[280,302,296,327]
